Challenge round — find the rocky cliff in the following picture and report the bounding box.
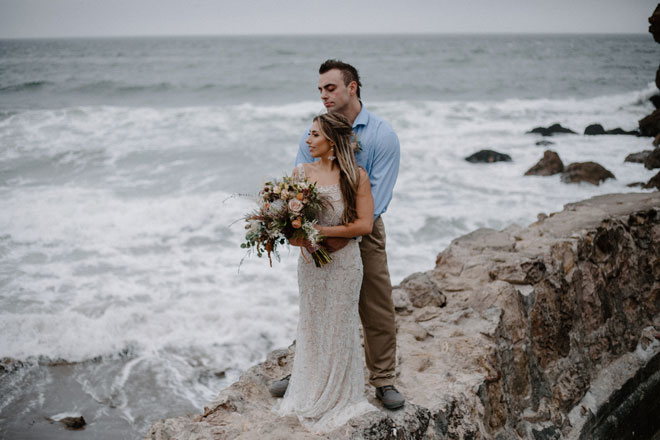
[146,192,660,439]
[640,4,660,138]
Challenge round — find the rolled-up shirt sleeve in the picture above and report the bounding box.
[369,129,400,219]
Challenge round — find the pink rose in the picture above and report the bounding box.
[288,199,303,213]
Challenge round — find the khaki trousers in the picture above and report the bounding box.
[358,216,397,387]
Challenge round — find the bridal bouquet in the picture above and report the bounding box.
[241,175,332,267]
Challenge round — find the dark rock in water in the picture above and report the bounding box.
[527,123,577,137]
[545,123,577,135]
[639,109,660,137]
[644,148,660,170]
[606,127,639,136]
[561,162,615,185]
[644,170,660,190]
[627,182,646,188]
[60,416,86,430]
[525,150,564,176]
[650,94,660,109]
[650,4,660,44]
[465,149,512,163]
[535,140,555,146]
[584,124,606,135]
[625,151,653,164]
[584,124,639,136]
[656,65,660,91]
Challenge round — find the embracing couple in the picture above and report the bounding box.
[270,59,404,433]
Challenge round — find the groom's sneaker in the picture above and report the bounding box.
[268,374,291,398]
[376,385,405,410]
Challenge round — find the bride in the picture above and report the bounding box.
[274,112,378,433]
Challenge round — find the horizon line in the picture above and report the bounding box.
[0,30,652,41]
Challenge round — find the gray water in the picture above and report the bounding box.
[1,34,657,109]
[1,34,658,439]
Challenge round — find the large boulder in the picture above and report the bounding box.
[527,123,577,137]
[624,151,653,164]
[651,94,660,109]
[398,272,447,309]
[560,162,615,185]
[650,4,660,43]
[644,148,660,170]
[640,5,660,140]
[584,124,606,135]
[465,149,512,163]
[639,109,660,137]
[524,150,564,176]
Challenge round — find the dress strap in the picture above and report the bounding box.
[295,163,306,179]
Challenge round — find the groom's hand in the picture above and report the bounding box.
[323,237,351,253]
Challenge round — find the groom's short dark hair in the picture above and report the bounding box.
[319,59,362,99]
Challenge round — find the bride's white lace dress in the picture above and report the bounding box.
[274,163,377,433]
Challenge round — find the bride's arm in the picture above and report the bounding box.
[317,169,374,238]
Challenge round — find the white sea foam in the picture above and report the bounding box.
[0,185,299,362]
[2,86,658,362]
[0,83,658,438]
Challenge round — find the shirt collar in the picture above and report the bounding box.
[353,102,369,129]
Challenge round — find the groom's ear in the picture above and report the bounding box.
[348,81,358,96]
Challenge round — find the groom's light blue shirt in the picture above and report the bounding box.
[294,106,400,220]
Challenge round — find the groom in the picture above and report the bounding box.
[270,59,404,410]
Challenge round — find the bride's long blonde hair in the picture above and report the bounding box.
[313,113,360,224]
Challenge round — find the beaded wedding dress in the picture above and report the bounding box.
[274,164,377,433]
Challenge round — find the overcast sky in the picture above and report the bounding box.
[0,0,658,39]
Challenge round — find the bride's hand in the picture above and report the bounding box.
[315,225,335,242]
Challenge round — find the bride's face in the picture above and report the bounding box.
[306,120,332,159]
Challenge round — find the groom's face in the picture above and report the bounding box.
[318,69,351,115]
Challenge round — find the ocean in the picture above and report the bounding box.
[0,34,658,439]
